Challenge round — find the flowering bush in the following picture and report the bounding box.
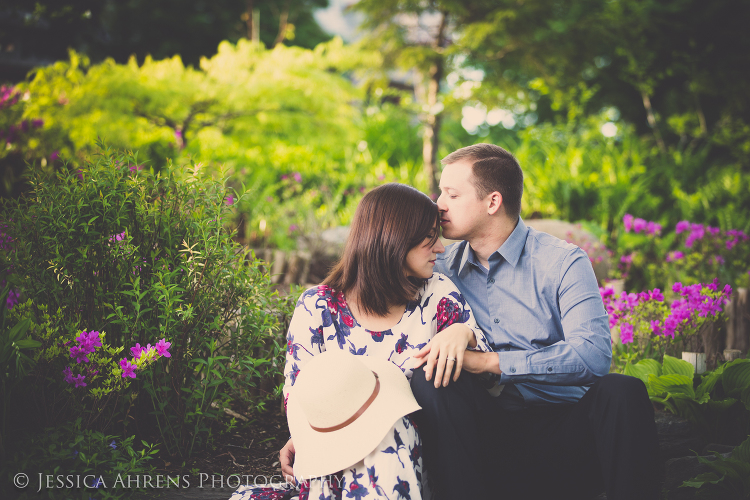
[602,279,732,370]
[0,145,288,459]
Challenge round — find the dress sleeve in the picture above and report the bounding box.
[432,275,493,352]
[282,287,328,412]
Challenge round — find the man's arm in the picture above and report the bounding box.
[494,248,612,385]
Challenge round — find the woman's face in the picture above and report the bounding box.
[404,231,445,279]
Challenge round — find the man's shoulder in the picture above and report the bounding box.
[525,226,581,260]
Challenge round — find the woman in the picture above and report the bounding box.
[230,183,490,500]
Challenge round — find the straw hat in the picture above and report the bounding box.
[287,350,421,479]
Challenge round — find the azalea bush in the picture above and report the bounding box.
[603,279,732,371]
[613,214,750,291]
[0,144,288,459]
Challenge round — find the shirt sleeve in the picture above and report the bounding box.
[282,288,327,412]
[434,275,493,353]
[497,247,612,385]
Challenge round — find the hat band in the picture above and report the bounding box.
[309,372,380,433]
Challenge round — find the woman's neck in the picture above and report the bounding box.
[347,297,406,332]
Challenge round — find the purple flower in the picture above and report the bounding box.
[675,221,690,234]
[119,358,137,379]
[109,440,117,450]
[293,172,302,183]
[650,320,662,336]
[620,323,634,344]
[6,288,19,310]
[633,218,647,233]
[288,224,300,235]
[130,343,144,359]
[646,221,662,235]
[623,214,634,232]
[666,251,684,262]
[155,338,171,358]
[620,254,634,264]
[63,366,75,384]
[72,374,87,388]
[31,119,44,128]
[713,255,725,265]
[51,151,60,161]
[225,195,234,206]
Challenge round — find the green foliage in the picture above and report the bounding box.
[4,418,158,500]
[625,357,750,439]
[1,144,286,458]
[681,435,750,498]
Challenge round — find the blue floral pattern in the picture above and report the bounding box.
[229,273,490,500]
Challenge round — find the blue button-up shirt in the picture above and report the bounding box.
[435,217,612,405]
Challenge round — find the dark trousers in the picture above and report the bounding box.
[410,370,661,500]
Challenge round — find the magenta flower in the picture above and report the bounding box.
[130,343,144,359]
[155,338,171,358]
[666,251,684,262]
[119,358,137,378]
[293,172,302,183]
[633,218,647,233]
[620,323,634,344]
[72,374,87,388]
[623,214,634,232]
[675,221,690,234]
[51,151,60,161]
[225,195,234,206]
[650,320,662,336]
[63,366,75,384]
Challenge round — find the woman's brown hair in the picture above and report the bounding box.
[322,183,439,317]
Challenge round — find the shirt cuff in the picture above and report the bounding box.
[497,351,528,383]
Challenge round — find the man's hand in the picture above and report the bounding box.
[280,438,296,485]
[461,350,501,375]
[413,323,475,388]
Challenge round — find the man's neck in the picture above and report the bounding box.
[468,216,519,268]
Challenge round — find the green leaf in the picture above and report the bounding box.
[681,472,722,488]
[721,362,750,398]
[731,435,750,463]
[624,358,662,385]
[663,354,695,378]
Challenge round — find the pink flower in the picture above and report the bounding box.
[666,251,684,262]
[620,323,634,344]
[623,214,634,232]
[293,172,302,183]
[675,221,690,234]
[130,343,144,359]
[72,374,87,388]
[225,195,234,206]
[51,151,60,161]
[650,320,662,336]
[155,339,171,358]
[633,218,647,233]
[120,358,137,378]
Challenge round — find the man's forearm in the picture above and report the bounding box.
[462,350,501,375]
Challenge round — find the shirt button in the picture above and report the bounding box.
[488,278,495,284]
[494,318,499,324]
[547,367,553,372]
[510,367,516,373]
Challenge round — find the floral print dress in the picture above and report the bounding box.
[229,273,491,500]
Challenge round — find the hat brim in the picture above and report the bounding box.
[288,355,421,479]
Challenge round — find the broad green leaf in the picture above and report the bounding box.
[731,435,750,463]
[721,362,750,398]
[663,354,695,378]
[624,358,662,385]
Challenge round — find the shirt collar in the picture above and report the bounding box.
[497,217,528,268]
[457,217,528,273]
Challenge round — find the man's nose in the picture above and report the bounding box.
[436,193,446,211]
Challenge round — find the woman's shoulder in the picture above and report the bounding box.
[422,272,461,294]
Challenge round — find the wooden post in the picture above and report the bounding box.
[726,287,749,354]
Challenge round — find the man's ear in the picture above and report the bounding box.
[487,192,503,215]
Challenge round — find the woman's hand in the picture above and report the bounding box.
[413,323,475,388]
[280,438,296,485]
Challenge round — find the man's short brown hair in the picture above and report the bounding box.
[441,143,524,219]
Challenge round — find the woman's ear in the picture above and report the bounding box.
[487,192,503,215]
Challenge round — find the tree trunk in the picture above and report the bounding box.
[245,0,253,40]
[641,90,667,154]
[726,287,750,353]
[419,12,448,198]
[273,1,291,48]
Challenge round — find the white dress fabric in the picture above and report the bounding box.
[229,273,491,500]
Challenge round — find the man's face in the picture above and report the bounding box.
[436,160,488,241]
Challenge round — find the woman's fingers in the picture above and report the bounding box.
[454,350,464,382]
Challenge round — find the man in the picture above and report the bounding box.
[410,143,660,500]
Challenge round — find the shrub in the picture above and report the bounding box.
[1,144,287,458]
